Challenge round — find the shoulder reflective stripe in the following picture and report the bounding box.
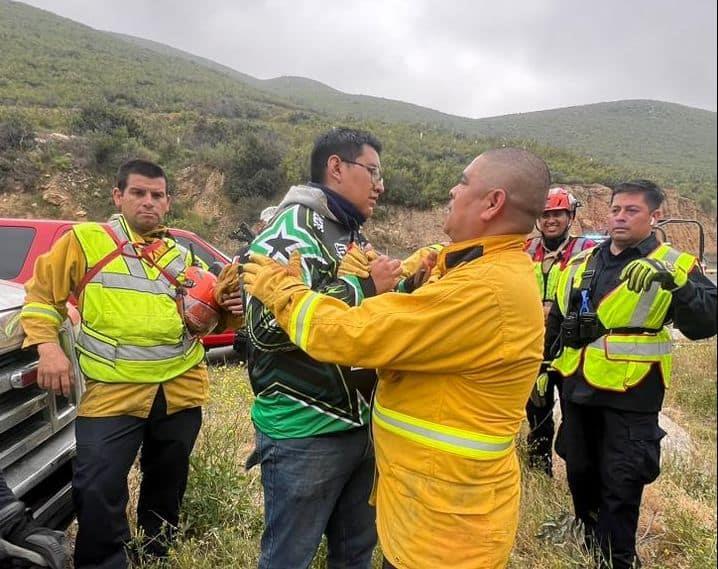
[289,292,322,350]
[77,328,196,362]
[109,218,130,242]
[89,272,174,295]
[373,400,514,460]
[570,238,588,256]
[660,247,681,265]
[109,218,146,277]
[21,304,63,324]
[559,261,583,313]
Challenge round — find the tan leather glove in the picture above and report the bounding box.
[213,263,242,305]
[338,244,372,279]
[400,245,442,278]
[242,251,309,320]
[402,250,439,292]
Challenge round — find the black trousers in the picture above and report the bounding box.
[557,400,664,569]
[526,371,563,475]
[73,386,202,569]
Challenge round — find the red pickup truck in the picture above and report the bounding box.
[0,218,235,348]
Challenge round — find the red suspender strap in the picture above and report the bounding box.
[74,225,128,298]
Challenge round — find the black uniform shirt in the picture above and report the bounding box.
[547,233,717,412]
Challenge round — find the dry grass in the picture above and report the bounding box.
[73,340,715,568]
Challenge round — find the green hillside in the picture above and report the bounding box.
[112,23,718,204]
[0,1,296,116]
[472,100,716,191]
[0,0,715,218]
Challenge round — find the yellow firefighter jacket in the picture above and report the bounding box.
[258,234,544,568]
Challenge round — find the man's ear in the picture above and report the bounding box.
[650,209,662,226]
[111,187,122,208]
[326,155,343,184]
[479,188,507,221]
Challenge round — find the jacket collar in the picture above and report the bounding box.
[437,234,526,275]
[601,232,659,259]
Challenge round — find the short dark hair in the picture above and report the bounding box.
[611,179,665,210]
[310,128,382,184]
[479,147,551,228]
[116,159,168,193]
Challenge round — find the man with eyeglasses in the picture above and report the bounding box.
[243,148,554,569]
[244,127,402,568]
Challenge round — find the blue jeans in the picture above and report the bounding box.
[252,427,377,569]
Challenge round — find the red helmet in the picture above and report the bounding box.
[182,266,220,336]
[544,187,579,215]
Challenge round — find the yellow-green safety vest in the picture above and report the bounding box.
[551,243,697,391]
[72,216,205,383]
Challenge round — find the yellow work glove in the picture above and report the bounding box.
[401,250,439,293]
[213,263,242,305]
[619,258,688,293]
[400,245,441,278]
[242,251,309,319]
[529,372,550,407]
[338,244,372,279]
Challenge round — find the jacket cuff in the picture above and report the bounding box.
[359,276,377,298]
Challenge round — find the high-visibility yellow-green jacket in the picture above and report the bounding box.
[254,235,544,569]
[551,243,697,391]
[70,216,204,383]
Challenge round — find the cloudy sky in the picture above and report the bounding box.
[22,0,717,118]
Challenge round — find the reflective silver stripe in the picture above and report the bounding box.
[89,273,173,295]
[661,247,681,264]
[372,404,513,454]
[123,246,146,277]
[163,254,187,280]
[628,284,661,327]
[21,306,63,323]
[291,293,321,349]
[77,329,195,362]
[605,338,672,357]
[109,219,146,277]
[109,218,132,244]
[626,245,681,326]
[560,263,582,313]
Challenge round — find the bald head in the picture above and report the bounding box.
[443,147,551,242]
[475,148,551,233]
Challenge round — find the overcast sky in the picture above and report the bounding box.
[22,0,717,118]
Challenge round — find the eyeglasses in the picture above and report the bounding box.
[341,159,383,185]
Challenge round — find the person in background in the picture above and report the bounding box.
[548,180,717,568]
[524,187,595,475]
[243,147,551,569]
